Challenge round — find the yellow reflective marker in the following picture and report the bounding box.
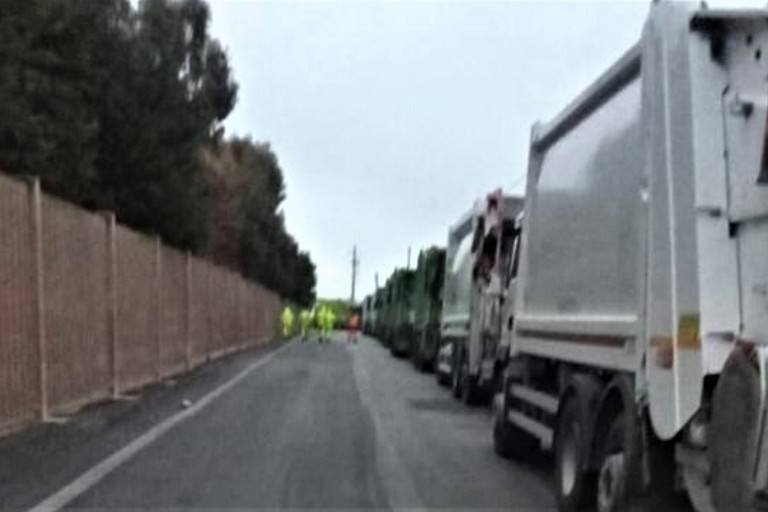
[677,313,700,350]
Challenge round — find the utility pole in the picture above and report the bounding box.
[351,245,359,304]
[407,246,411,270]
[374,273,379,290]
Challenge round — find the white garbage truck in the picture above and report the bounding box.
[492,3,768,512]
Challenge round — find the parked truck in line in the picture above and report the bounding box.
[374,285,391,342]
[409,247,446,371]
[437,190,524,403]
[382,268,416,356]
[361,294,376,335]
[492,4,768,512]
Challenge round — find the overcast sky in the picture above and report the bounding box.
[208,0,761,300]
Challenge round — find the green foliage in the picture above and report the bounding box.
[206,138,316,306]
[0,0,316,304]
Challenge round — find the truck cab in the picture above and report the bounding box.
[441,190,523,404]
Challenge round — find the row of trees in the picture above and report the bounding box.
[0,0,315,305]
[206,138,316,307]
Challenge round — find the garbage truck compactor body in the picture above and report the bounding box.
[493,4,768,512]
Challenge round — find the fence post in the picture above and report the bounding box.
[184,251,192,371]
[155,236,162,381]
[238,279,245,349]
[105,213,119,398]
[28,177,48,420]
[207,263,214,360]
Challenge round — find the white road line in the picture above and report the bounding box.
[27,341,294,512]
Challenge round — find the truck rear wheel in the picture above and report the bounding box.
[595,416,627,512]
[591,374,643,512]
[555,377,600,512]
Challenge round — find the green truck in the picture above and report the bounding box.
[382,268,416,357]
[409,247,446,371]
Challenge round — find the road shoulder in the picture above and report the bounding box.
[0,340,287,511]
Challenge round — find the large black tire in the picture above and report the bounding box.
[390,338,407,358]
[595,416,628,512]
[436,369,450,387]
[710,347,760,512]
[460,356,481,405]
[451,343,463,399]
[592,374,645,512]
[411,338,428,372]
[435,344,450,387]
[493,394,538,460]
[555,377,601,512]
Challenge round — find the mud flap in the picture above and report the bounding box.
[711,347,760,512]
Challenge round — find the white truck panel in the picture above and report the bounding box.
[688,23,741,375]
[523,79,644,319]
[719,19,768,345]
[642,2,706,440]
[514,47,647,376]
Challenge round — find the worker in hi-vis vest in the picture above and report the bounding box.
[281,306,294,338]
[316,305,329,343]
[300,309,312,342]
[347,313,360,344]
[326,308,336,340]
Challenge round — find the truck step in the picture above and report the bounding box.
[508,410,554,450]
[510,384,558,415]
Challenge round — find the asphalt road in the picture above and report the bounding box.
[3,333,557,511]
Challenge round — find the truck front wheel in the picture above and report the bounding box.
[460,358,481,405]
[451,346,463,399]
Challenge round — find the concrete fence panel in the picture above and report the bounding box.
[209,265,228,356]
[43,196,110,412]
[159,246,187,376]
[0,176,38,430]
[257,284,268,341]
[238,279,249,343]
[189,258,211,366]
[246,282,258,341]
[115,226,158,391]
[224,270,241,349]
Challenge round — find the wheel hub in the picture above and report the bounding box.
[597,453,625,512]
